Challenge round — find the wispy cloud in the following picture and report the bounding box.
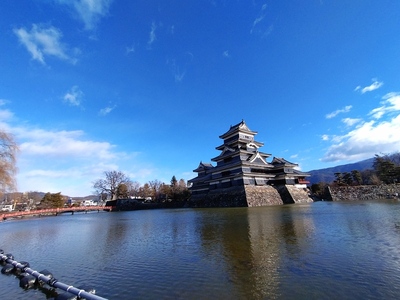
[326,105,352,119]
[321,92,400,163]
[369,92,400,119]
[63,86,83,106]
[354,79,383,94]
[99,104,116,116]
[250,3,272,37]
[223,50,231,58]
[0,99,9,106]
[148,21,157,48]
[251,3,267,33]
[56,0,113,30]
[167,58,186,82]
[126,45,135,55]
[14,24,77,65]
[342,117,361,127]
[167,52,193,82]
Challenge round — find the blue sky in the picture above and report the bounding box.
[1,0,400,196]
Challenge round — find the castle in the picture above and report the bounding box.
[188,120,312,207]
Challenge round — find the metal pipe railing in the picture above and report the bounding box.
[0,251,108,300]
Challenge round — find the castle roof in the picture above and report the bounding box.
[193,161,214,172]
[219,120,257,139]
[215,140,264,150]
[292,169,310,177]
[271,157,298,167]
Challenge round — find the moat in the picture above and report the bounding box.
[1,200,400,299]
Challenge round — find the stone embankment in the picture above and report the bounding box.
[280,185,313,204]
[245,185,284,206]
[189,184,313,207]
[327,184,400,201]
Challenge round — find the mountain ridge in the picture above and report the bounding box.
[306,158,374,185]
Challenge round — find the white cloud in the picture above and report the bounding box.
[0,109,14,123]
[10,125,121,195]
[326,105,352,119]
[223,50,230,58]
[1,105,158,196]
[369,92,400,119]
[0,99,9,106]
[15,128,116,160]
[14,24,77,65]
[354,79,383,94]
[321,134,329,141]
[99,105,116,116]
[57,0,113,30]
[342,117,361,127]
[322,117,400,162]
[0,100,14,123]
[322,92,400,163]
[11,124,143,196]
[63,86,84,106]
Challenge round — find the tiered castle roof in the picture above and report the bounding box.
[189,120,309,192]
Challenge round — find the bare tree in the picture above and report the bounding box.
[148,179,163,201]
[0,131,18,192]
[127,181,141,198]
[139,183,151,199]
[178,179,187,190]
[93,170,131,200]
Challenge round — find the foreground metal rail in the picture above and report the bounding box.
[0,252,108,300]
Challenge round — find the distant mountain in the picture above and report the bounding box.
[306,158,374,185]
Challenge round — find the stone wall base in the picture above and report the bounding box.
[327,184,400,201]
[244,185,283,206]
[189,186,247,207]
[285,185,314,203]
[189,185,313,207]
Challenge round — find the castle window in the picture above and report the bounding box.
[224,157,232,163]
[251,168,268,174]
[221,171,231,177]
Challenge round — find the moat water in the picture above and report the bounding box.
[1,200,400,299]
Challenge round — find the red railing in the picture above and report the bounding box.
[298,179,310,184]
[1,206,104,221]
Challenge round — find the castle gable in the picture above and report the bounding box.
[249,152,268,165]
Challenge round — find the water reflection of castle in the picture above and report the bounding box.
[189,120,312,207]
[196,206,316,298]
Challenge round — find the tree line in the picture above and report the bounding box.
[92,170,190,202]
[312,153,400,197]
[332,153,400,186]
